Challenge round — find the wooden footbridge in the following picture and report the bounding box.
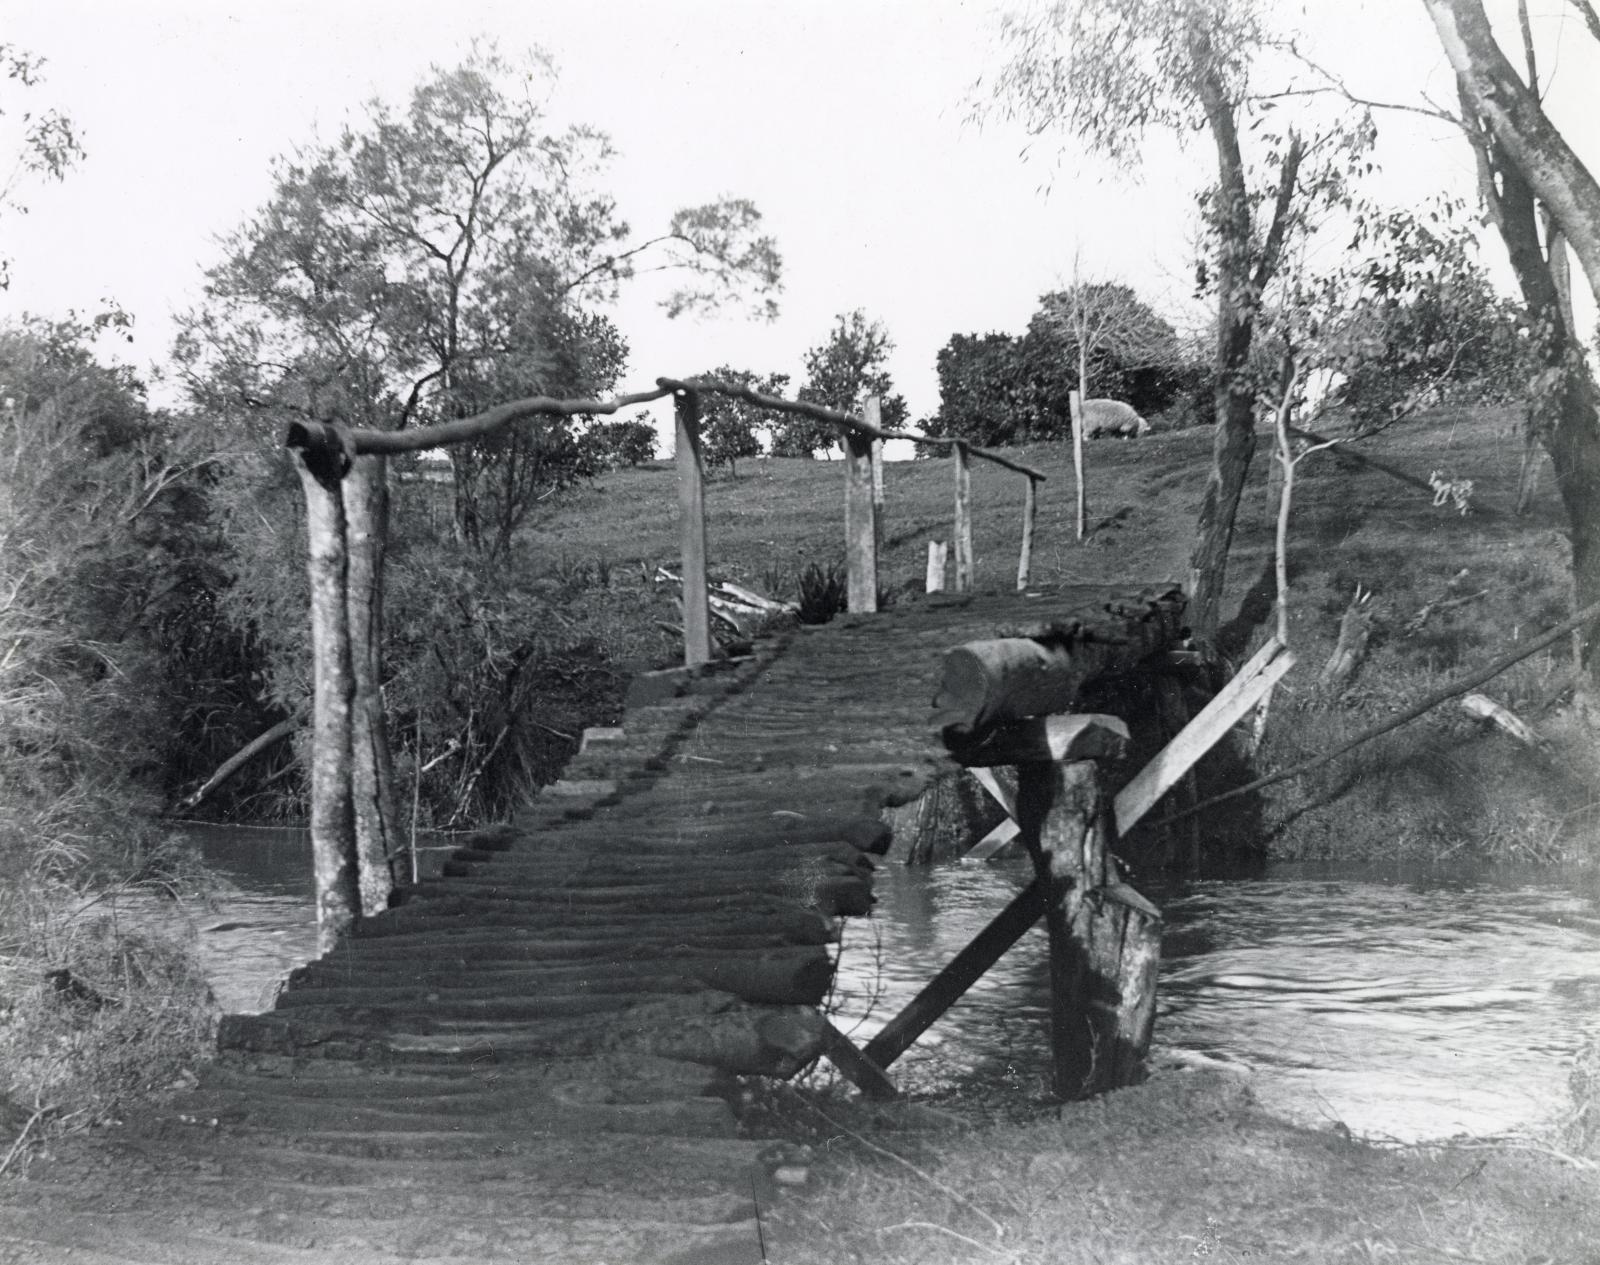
[0,582,1270,1265]
[0,383,1290,1263]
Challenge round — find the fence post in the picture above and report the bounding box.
[926,541,948,593]
[676,390,712,666]
[953,441,973,593]
[869,406,885,563]
[1069,389,1086,540]
[1017,475,1038,591]
[845,406,880,614]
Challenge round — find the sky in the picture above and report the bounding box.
[1,0,1594,436]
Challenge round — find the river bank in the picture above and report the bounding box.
[758,1062,1600,1265]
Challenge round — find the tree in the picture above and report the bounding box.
[0,316,217,856]
[775,310,908,457]
[1328,200,1526,430]
[588,418,658,467]
[179,42,780,552]
[695,365,790,474]
[1420,0,1600,691]
[1029,273,1185,536]
[934,332,1037,445]
[182,44,783,943]
[988,0,1362,640]
[0,44,83,290]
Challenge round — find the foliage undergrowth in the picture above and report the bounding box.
[1,317,220,1158]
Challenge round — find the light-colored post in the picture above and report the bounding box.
[844,423,879,614]
[289,449,360,955]
[1069,390,1086,541]
[1017,475,1038,591]
[925,541,948,593]
[953,441,973,593]
[676,390,713,666]
[344,454,398,915]
[868,395,885,564]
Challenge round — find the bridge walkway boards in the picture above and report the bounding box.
[0,587,1169,1264]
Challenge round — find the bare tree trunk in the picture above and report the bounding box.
[345,454,399,914]
[1449,63,1600,695]
[291,451,360,954]
[1426,0,1600,306]
[1182,35,1301,643]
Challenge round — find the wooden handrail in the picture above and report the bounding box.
[657,376,1048,480]
[319,374,1045,483]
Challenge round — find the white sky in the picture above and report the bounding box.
[1,1,1594,429]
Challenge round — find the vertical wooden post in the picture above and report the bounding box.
[953,441,973,593]
[925,541,948,593]
[676,390,713,666]
[1069,390,1086,541]
[844,424,879,614]
[1153,675,1202,873]
[1016,759,1105,1098]
[1017,475,1038,591]
[345,454,398,914]
[870,413,886,565]
[290,448,361,955]
[1015,757,1161,1100]
[872,438,886,562]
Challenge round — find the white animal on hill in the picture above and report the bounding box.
[1081,398,1151,438]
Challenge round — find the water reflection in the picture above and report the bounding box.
[832,860,1600,1141]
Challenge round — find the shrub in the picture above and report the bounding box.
[796,562,848,625]
[0,900,215,1137]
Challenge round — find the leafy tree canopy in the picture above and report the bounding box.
[178,42,781,550]
[934,285,1190,446]
[0,44,83,290]
[774,310,908,457]
[695,365,791,473]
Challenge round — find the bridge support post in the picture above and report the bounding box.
[287,438,361,954]
[675,390,713,666]
[844,407,879,614]
[1015,754,1161,1100]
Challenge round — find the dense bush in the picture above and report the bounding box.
[934,286,1192,445]
[0,316,221,1134]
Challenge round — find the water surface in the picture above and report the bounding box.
[831,860,1600,1141]
[126,828,1600,1142]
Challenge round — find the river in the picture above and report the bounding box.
[138,827,1600,1143]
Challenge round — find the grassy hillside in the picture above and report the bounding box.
[522,406,1596,866]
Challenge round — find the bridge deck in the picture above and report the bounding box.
[0,586,1182,1264]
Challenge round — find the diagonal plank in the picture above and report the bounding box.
[965,767,1021,859]
[1114,637,1295,836]
[862,880,1046,1070]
